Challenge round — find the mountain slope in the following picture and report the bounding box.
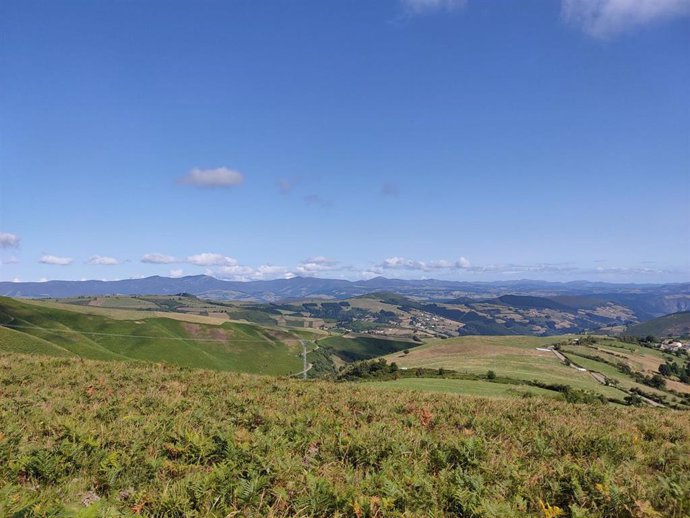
[626,311,690,338]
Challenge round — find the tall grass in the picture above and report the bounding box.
[1,352,688,517]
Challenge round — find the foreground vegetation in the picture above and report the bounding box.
[1,353,689,517]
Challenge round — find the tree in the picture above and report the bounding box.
[648,374,666,389]
[625,394,643,407]
[487,370,497,380]
[659,364,671,377]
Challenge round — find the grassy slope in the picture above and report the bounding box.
[383,335,624,399]
[318,334,419,362]
[0,297,303,375]
[1,352,688,517]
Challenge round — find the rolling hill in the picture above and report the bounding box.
[0,297,308,375]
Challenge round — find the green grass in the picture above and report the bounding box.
[384,335,625,399]
[1,352,689,517]
[0,297,304,375]
[365,377,560,399]
[318,334,420,362]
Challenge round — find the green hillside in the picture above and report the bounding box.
[0,297,304,375]
[626,311,690,338]
[1,352,689,517]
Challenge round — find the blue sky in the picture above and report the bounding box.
[1,0,689,283]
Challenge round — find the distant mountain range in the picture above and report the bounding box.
[1,275,689,319]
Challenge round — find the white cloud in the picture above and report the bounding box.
[203,262,294,281]
[169,269,184,278]
[401,0,466,14]
[141,253,177,264]
[40,255,73,266]
[88,255,120,266]
[186,253,238,267]
[1,256,18,265]
[378,256,472,272]
[0,232,20,248]
[252,265,293,280]
[178,167,244,188]
[562,0,690,37]
[457,257,472,269]
[295,256,339,275]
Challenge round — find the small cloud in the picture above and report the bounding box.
[186,253,238,267]
[457,256,471,269]
[1,256,18,265]
[0,232,20,248]
[401,0,466,14]
[278,177,301,194]
[381,182,400,197]
[169,269,184,278]
[562,0,690,38]
[178,167,244,188]
[88,255,120,266]
[40,255,73,266]
[141,253,177,264]
[304,194,333,208]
